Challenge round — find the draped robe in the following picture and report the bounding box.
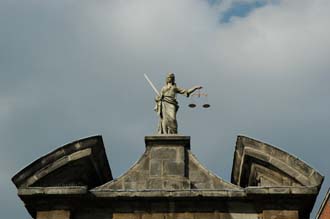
[155,84,189,134]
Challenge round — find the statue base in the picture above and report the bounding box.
[144,135,190,149]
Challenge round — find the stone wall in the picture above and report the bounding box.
[13,135,320,219]
[73,211,299,219]
[73,212,260,219]
[112,213,259,219]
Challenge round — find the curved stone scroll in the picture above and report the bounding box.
[231,136,323,188]
[12,136,112,189]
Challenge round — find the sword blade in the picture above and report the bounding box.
[144,74,160,96]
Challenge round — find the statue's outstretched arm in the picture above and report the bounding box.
[187,86,203,96]
[177,86,202,97]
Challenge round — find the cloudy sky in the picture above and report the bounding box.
[1,0,329,218]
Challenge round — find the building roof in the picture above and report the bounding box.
[231,136,324,188]
[12,135,324,218]
[12,135,112,189]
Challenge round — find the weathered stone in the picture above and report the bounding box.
[37,210,70,219]
[150,160,161,176]
[124,181,137,190]
[111,212,260,219]
[145,135,190,149]
[151,147,177,160]
[12,135,323,219]
[124,171,147,183]
[106,181,123,190]
[113,213,138,219]
[18,186,87,195]
[147,179,163,189]
[231,136,323,189]
[75,209,114,219]
[140,156,150,171]
[263,210,298,219]
[93,135,239,192]
[12,136,112,189]
[163,161,184,176]
[163,178,190,190]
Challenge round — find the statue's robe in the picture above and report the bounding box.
[155,84,189,134]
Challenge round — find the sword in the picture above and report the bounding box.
[144,74,160,96]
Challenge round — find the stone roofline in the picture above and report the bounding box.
[12,134,324,219]
[17,185,319,197]
[12,135,113,189]
[231,135,324,189]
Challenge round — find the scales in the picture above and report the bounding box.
[143,73,210,109]
[188,89,210,109]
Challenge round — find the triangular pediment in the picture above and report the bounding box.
[93,135,240,192]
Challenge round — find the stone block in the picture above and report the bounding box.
[192,182,211,189]
[193,212,218,219]
[175,146,185,162]
[113,213,139,219]
[163,161,184,176]
[245,148,270,163]
[107,181,124,190]
[164,179,190,190]
[171,212,195,219]
[150,160,162,176]
[151,148,177,160]
[125,171,148,182]
[37,210,70,219]
[75,209,114,219]
[124,181,136,190]
[140,157,150,171]
[268,187,290,194]
[189,170,208,183]
[148,179,163,189]
[263,210,298,219]
[142,213,168,219]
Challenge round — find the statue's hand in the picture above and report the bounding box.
[155,95,161,101]
[195,86,203,90]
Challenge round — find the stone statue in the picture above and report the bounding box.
[154,73,202,134]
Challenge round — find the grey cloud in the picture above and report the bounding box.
[1,0,329,218]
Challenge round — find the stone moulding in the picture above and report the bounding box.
[231,135,324,189]
[12,134,324,219]
[12,135,112,189]
[18,186,88,196]
[92,135,240,192]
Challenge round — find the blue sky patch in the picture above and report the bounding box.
[220,1,272,23]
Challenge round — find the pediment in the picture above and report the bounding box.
[93,135,240,192]
[12,136,112,189]
[231,136,323,188]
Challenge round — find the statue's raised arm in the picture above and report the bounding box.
[154,73,202,134]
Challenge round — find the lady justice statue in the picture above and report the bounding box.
[148,73,202,134]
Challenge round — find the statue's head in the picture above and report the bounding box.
[166,73,175,84]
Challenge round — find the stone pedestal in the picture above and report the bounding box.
[145,135,190,189]
[145,135,190,149]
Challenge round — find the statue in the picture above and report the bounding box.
[154,73,202,134]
